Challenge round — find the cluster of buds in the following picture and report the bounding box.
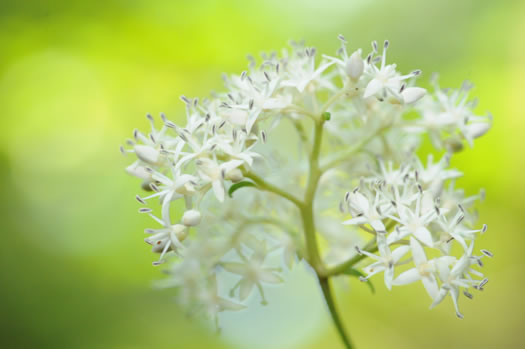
[121,36,492,326]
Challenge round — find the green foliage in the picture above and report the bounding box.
[228,181,257,198]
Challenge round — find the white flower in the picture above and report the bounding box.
[363,40,420,100]
[360,234,410,290]
[431,243,486,318]
[222,243,283,304]
[343,190,388,232]
[144,212,188,265]
[393,237,448,299]
[387,193,437,247]
[281,46,335,93]
[197,158,245,202]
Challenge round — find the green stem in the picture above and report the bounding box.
[300,118,325,272]
[319,276,354,349]
[324,240,377,277]
[243,171,303,207]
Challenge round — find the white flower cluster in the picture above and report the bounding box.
[121,36,492,324]
[342,155,489,318]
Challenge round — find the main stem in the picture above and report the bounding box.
[319,276,354,349]
[300,117,354,348]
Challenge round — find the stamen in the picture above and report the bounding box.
[139,208,152,213]
[481,224,488,233]
[463,291,474,299]
[480,249,493,258]
[479,278,488,287]
[180,95,191,104]
[136,195,146,204]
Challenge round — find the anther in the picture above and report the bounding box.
[463,291,474,299]
[180,95,190,104]
[136,195,146,204]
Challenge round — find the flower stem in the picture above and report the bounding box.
[243,171,303,207]
[318,276,354,349]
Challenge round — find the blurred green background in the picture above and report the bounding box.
[1,0,524,348]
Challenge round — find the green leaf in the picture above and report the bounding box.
[228,181,257,198]
[322,111,331,120]
[343,268,375,293]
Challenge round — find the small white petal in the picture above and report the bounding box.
[410,237,427,265]
[413,226,434,247]
[421,275,439,300]
[258,271,283,284]
[239,279,255,301]
[134,145,160,164]
[393,268,421,285]
[212,180,225,202]
[364,78,383,98]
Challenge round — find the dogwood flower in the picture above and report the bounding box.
[120,37,492,333]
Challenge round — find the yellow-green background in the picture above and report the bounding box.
[1,0,524,348]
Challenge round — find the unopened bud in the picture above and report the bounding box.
[346,50,364,81]
[134,145,160,165]
[182,210,202,227]
[225,168,244,183]
[401,87,426,104]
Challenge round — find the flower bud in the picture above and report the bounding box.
[182,210,202,227]
[225,168,244,183]
[465,123,490,139]
[134,145,160,165]
[402,87,426,104]
[225,109,249,126]
[345,50,364,81]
